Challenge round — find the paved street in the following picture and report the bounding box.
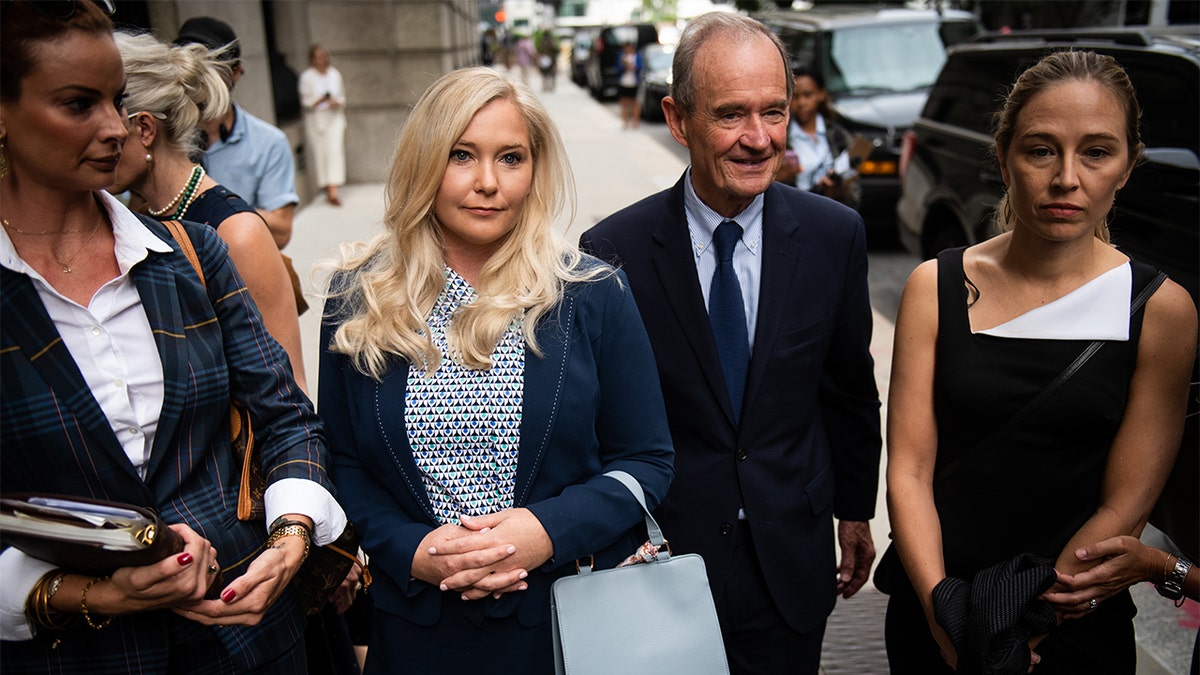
[285,66,1195,675]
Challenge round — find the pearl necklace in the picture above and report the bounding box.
[148,165,205,217]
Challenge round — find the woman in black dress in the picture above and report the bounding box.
[884,50,1196,673]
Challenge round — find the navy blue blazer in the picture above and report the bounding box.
[318,263,674,628]
[1,216,332,673]
[581,177,882,632]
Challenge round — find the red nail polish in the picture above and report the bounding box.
[221,588,236,603]
[177,553,193,566]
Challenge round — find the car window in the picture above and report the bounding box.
[1120,54,1198,154]
[605,25,658,49]
[925,53,1028,135]
[828,22,951,94]
[778,27,818,68]
[940,20,984,48]
[644,48,674,73]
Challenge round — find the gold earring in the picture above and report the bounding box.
[0,138,8,180]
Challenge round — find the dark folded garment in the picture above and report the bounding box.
[933,552,1058,675]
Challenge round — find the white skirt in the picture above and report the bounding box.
[303,107,346,188]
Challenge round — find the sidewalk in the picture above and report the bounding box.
[286,68,1195,675]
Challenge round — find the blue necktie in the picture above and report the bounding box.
[709,220,749,421]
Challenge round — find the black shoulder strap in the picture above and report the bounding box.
[934,270,1167,486]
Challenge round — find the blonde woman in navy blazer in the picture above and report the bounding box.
[0,3,345,672]
[318,68,674,673]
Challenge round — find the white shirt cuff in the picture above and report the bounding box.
[263,478,348,546]
[0,548,56,641]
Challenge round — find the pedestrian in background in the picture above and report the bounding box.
[514,32,536,83]
[536,30,558,93]
[774,63,859,210]
[175,17,300,249]
[109,30,309,393]
[0,3,346,671]
[317,67,674,674]
[617,43,641,129]
[299,44,347,207]
[581,12,882,674]
[884,50,1195,673]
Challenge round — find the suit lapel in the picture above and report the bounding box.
[745,185,804,413]
[512,294,573,506]
[374,360,441,522]
[0,269,143,483]
[134,250,195,486]
[651,179,736,424]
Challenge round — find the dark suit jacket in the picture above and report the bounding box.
[581,177,881,631]
[318,264,674,629]
[0,216,333,672]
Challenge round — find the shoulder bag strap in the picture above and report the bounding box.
[159,218,261,519]
[934,270,1167,486]
[161,220,204,285]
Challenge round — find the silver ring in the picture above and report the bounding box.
[1088,598,1098,610]
[208,564,219,575]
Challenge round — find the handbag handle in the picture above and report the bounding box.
[604,471,669,560]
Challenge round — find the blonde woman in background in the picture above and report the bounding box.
[110,31,307,391]
[299,44,346,206]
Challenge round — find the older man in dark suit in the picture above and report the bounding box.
[580,12,882,674]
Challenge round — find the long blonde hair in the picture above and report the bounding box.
[326,67,603,380]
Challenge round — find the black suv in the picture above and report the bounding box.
[585,24,659,100]
[896,28,1199,302]
[757,5,983,231]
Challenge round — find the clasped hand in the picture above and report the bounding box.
[412,508,553,601]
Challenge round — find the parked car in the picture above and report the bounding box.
[637,43,675,121]
[586,23,659,100]
[895,27,1199,304]
[757,5,983,232]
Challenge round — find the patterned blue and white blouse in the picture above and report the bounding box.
[406,267,525,525]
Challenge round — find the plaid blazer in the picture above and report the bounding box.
[1,215,334,673]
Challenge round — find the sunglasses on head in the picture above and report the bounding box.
[2,0,116,20]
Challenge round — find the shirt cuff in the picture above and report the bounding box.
[263,478,348,546]
[0,548,56,641]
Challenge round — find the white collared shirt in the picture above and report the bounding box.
[683,168,764,348]
[0,192,346,640]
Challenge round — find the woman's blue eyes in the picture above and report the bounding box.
[449,149,524,165]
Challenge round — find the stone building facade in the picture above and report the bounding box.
[130,0,481,204]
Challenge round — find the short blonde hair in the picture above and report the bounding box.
[327,67,603,379]
[115,31,230,158]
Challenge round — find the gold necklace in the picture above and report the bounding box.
[54,220,103,273]
[1,218,91,236]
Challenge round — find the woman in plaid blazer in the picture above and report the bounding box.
[0,2,345,672]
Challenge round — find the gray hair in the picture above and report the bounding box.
[670,12,793,114]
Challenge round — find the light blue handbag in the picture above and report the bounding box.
[550,471,730,674]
